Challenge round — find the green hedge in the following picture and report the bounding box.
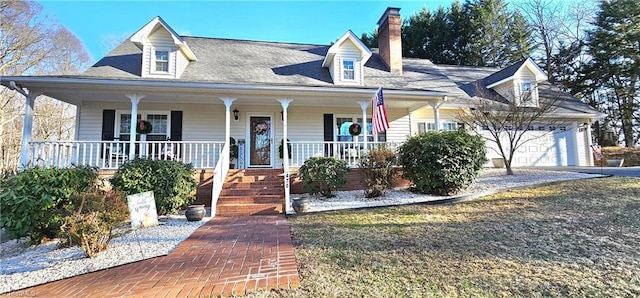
[110,159,197,215]
[0,166,98,244]
[397,130,486,195]
[299,157,350,198]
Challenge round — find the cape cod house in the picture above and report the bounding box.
[1,7,599,215]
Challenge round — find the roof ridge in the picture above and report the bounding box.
[181,35,330,47]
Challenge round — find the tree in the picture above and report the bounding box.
[457,85,565,175]
[586,0,640,147]
[394,0,534,67]
[0,0,91,174]
[360,30,378,48]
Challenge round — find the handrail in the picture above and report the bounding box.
[210,142,229,217]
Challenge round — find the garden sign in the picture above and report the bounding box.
[126,191,159,229]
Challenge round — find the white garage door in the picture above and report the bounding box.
[482,129,576,167]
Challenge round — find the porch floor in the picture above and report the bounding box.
[12,215,299,297]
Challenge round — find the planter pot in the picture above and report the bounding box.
[292,197,310,214]
[185,205,206,221]
[607,159,624,167]
[491,158,505,168]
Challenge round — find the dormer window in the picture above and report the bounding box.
[521,82,532,92]
[154,50,169,73]
[343,60,355,80]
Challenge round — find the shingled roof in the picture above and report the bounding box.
[79,34,597,117]
[82,36,465,97]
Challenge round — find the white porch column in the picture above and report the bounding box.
[220,97,237,152]
[125,94,145,160]
[19,89,42,169]
[433,105,441,131]
[277,99,293,214]
[357,101,370,148]
[431,96,448,131]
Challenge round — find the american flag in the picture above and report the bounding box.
[371,87,390,134]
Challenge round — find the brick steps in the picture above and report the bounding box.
[216,169,285,216]
[216,203,284,216]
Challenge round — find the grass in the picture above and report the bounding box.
[248,177,640,297]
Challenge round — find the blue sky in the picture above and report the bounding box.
[39,1,453,62]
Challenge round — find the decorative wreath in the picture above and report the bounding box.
[136,119,153,134]
[349,123,362,136]
[254,121,269,135]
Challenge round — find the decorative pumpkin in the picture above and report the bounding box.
[349,123,362,136]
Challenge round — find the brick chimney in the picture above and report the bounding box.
[377,7,402,74]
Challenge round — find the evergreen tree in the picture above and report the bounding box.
[586,0,640,147]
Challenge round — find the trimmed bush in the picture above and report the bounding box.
[60,191,129,257]
[0,166,98,244]
[359,148,397,198]
[397,130,486,195]
[299,157,350,198]
[109,159,197,215]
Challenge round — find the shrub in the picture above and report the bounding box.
[60,191,129,257]
[109,159,197,215]
[397,130,486,196]
[359,148,397,198]
[0,166,98,244]
[299,157,350,198]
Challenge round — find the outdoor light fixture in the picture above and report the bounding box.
[233,108,239,121]
[280,111,284,121]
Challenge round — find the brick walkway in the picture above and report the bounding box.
[11,215,299,297]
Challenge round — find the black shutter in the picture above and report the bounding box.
[323,114,333,157]
[102,110,116,141]
[101,110,115,158]
[170,111,183,141]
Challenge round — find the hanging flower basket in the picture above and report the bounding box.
[136,119,153,134]
[349,123,362,136]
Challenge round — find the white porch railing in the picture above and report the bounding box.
[210,142,230,217]
[289,141,402,167]
[28,141,225,169]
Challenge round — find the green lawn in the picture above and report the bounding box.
[251,177,640,297]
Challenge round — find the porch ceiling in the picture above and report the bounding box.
[1,76,455,109]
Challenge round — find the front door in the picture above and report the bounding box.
[248,116,272,167]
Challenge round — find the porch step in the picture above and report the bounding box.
[216,203,284,216]
[217,195,283,204]
[216,169,285,216]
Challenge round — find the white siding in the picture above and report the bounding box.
[142,28,178,78]
[332,39,363,86]
[386,111,409,142]
[514,67,539,105]
[175,50,189,78]
[575,119,593,166]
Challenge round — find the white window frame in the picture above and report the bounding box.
[342,59,355,81]
[115,110,171,141]
[519,81,539,107]
[151,48,171,74]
